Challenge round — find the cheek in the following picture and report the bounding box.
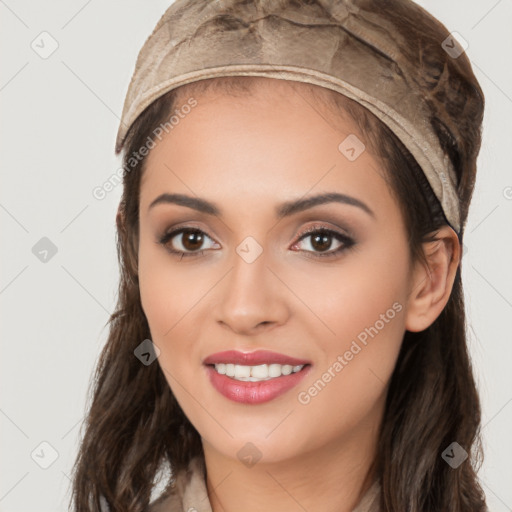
[138,250,174,339]
[288,237,408,349]
[291,243,408,428]
[138,231,193,338]
[138,254,201,414]
[137,239,209,388]
[293,304,405,452]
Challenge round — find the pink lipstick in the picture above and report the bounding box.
[203,350,311,404]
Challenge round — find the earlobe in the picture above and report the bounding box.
[405,226,461,332]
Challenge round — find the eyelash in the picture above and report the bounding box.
[158,224,355,261]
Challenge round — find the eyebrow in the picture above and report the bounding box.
[148,192,375,219]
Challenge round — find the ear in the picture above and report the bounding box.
[405,226,461,332]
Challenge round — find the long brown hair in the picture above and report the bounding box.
[69,3,486,511]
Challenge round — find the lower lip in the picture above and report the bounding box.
[205,365,311,404]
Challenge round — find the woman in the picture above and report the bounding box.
[70,0,488,510]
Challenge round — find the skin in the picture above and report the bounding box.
[137,79,460,512]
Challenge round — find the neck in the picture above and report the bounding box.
[203,406,382,512]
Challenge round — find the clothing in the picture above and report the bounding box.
[148,456,381,512]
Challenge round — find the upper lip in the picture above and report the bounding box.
[203,350,311,366]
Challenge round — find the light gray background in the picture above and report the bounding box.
[1,1,511,511]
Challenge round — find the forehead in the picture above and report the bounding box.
[139,78,392,219]
[170,77,362,137]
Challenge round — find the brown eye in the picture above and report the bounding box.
[159,228,219,258]
[180,230,205,251]
[293,227,355,259]
[309,232,333,252]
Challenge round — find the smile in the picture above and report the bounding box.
[203,350,312,404]
[213,363,305,381]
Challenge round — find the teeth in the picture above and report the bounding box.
[268,364,281,378]
[226,364,235,377]
[281,365,292,376]
[216,363,227,375]
[234,365,251,379]
[251,364,268,379]
[213,363,305,381]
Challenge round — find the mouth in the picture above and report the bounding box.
[210,362,306,381]
[203,350,312,404]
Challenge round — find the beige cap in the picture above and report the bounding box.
[115,0,474,233]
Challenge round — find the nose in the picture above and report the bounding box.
[214,246,290,336]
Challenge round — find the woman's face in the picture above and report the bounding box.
[138,80,416,465]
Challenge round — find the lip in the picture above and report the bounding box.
[203,350,312,405]
[205,365,311,404]
[203,350,311,366]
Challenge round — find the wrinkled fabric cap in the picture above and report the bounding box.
[115,0,464,233]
